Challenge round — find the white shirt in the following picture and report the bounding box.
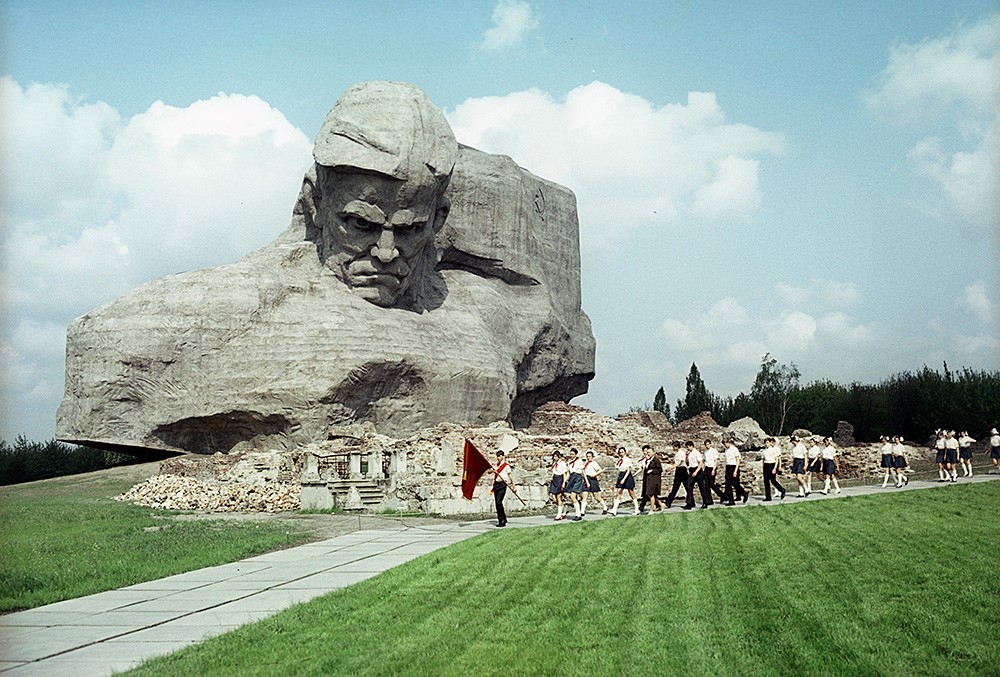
[551,459,568,475]
[792,442,807,459]
[686,449,703,468]
[807,445,821,460]
[762,446,780,464]
[584,459,601,477]
[704,447,719,468]
[958,435,975,448]
[673,449,686,466]
[822,444,837,460]
[991,434,1000,447]
[945,437,959,450]
[495,461,512,485]
[892,442,906,456]
[569,458,585,474]
[880,442,893,456]
[616,456,633,473]
[935,438,946,450]
[724,445,741,465]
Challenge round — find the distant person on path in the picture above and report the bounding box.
[821,437,841,494]
[582,450,609,515]
[790,435,809,496]
[492,450,515,527]
[879,436,897,488]
[761,437,786,501]
[806,437,823,494]
[610,446,640,516]
[684,441,706,510]
[892,436,909,486]
[944,430,960,482]
[990,428,1000,471]
[566,448,587,521]
[702,439,725,503]
[723,437,749,505]
[958,431,976,477]
[934,430,948,482]
[643,449,664,513]
[637,446,653,513]
[664,441,688,509]
[549,451,568,520]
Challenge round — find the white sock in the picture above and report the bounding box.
[833,477,840,491]
[806,479,812,492]
[581,496,588,512]
[611,498,620,513]
[824,478,830,493]
[601,499,608,510]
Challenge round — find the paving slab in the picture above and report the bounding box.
[2,474,995,676]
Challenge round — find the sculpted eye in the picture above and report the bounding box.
[347,215,380,231]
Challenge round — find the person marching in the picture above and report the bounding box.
[821,437,841,494]
[492,450,515,527]
[761,437,786,501]
[566,448,587,521]
[944,430,959,482]
[702,439,725,504]
[637,445,653,513]
[722,437,749,505]
[684,440,707,509]
[990,428,1000,472]
[664,441,688,509]
[643,449,664,513]
[549,451,569,520]
[958,431,976,477]
[790,435,809,497]
[892,436,909,486]
[582,450,610,515]
[610,446,640,516]
[879,436,897,488]
[806,437,823,495]
[934,430,947,482]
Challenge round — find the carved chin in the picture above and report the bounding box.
[354,284,403,307]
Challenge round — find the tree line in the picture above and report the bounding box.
[0,436,146,486]
[650,356,1000,443]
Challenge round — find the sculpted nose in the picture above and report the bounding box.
[370,228,399,263]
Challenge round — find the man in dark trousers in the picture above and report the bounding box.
[493,434,519,527]
[637,445,653,513]
[664,440,688,509]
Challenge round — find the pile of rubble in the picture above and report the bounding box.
[115,474,300,512]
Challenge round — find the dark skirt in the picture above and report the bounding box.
[585,476,601,492]
[880,455,894,469]
[822,459,836,476]
[944,450,958,464]
[893,455,907,469]
[959,447,973,460]
[643,476,661,497]
[615,472,635,490]
[992,447,1000,460]
[935,450,945,464]
[808,458,822,472]
[792,458,806,474]
[549,475,565,494]
[566,472,585,494]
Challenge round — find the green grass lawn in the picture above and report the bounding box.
[0,468,311,612]
[128,482,1000,677]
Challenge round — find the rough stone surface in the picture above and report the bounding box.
[834,421,857,447]
[57,82,595,454]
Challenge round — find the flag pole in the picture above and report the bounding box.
[491,465,527,506]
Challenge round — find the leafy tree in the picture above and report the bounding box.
[749,353,801,435]
[653,387,667,415]
[675,363,713,422]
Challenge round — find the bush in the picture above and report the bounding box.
[0,436,144,485]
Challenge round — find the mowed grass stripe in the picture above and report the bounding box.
[128,482,1000,676]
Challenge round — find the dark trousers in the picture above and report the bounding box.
[706,468,725,501]
[493,482,507,525]
[763,463,784,499]
[723,465,746,503]
[684,470,700,508]
[664,467,688,506]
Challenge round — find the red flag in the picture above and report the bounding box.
[461,439,492,500]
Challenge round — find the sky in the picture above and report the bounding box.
[1,0,998,441]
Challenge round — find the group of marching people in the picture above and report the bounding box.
[545,436,855,520]
[928,428,1000,483]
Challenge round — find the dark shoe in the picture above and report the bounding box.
[497,521,506,527]
[665,501,672,509]
[763,498,772,502]
[780,490,786,500]
[742,493,749,504]
[682,505,693,510]
[700,505,709,509]
[572,516,582,521]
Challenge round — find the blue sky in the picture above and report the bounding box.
[2,0,998,440]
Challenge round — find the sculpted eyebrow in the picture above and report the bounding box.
[341,200,386,224]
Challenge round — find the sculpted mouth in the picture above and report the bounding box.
[352,273,402,291]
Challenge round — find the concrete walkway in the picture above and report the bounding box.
[2,472,996,676]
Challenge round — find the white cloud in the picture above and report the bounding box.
[765,312,817,352]
[481,0,540,51]
[0,78,314,439]
[958,280,996,325]
[775,279,859,310]
[818,312,874,346]
[867,14,1000,231]
[448,83,784,250]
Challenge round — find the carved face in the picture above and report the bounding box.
[315,170,446,307]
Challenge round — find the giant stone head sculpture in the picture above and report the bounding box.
[309,82,458,309]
